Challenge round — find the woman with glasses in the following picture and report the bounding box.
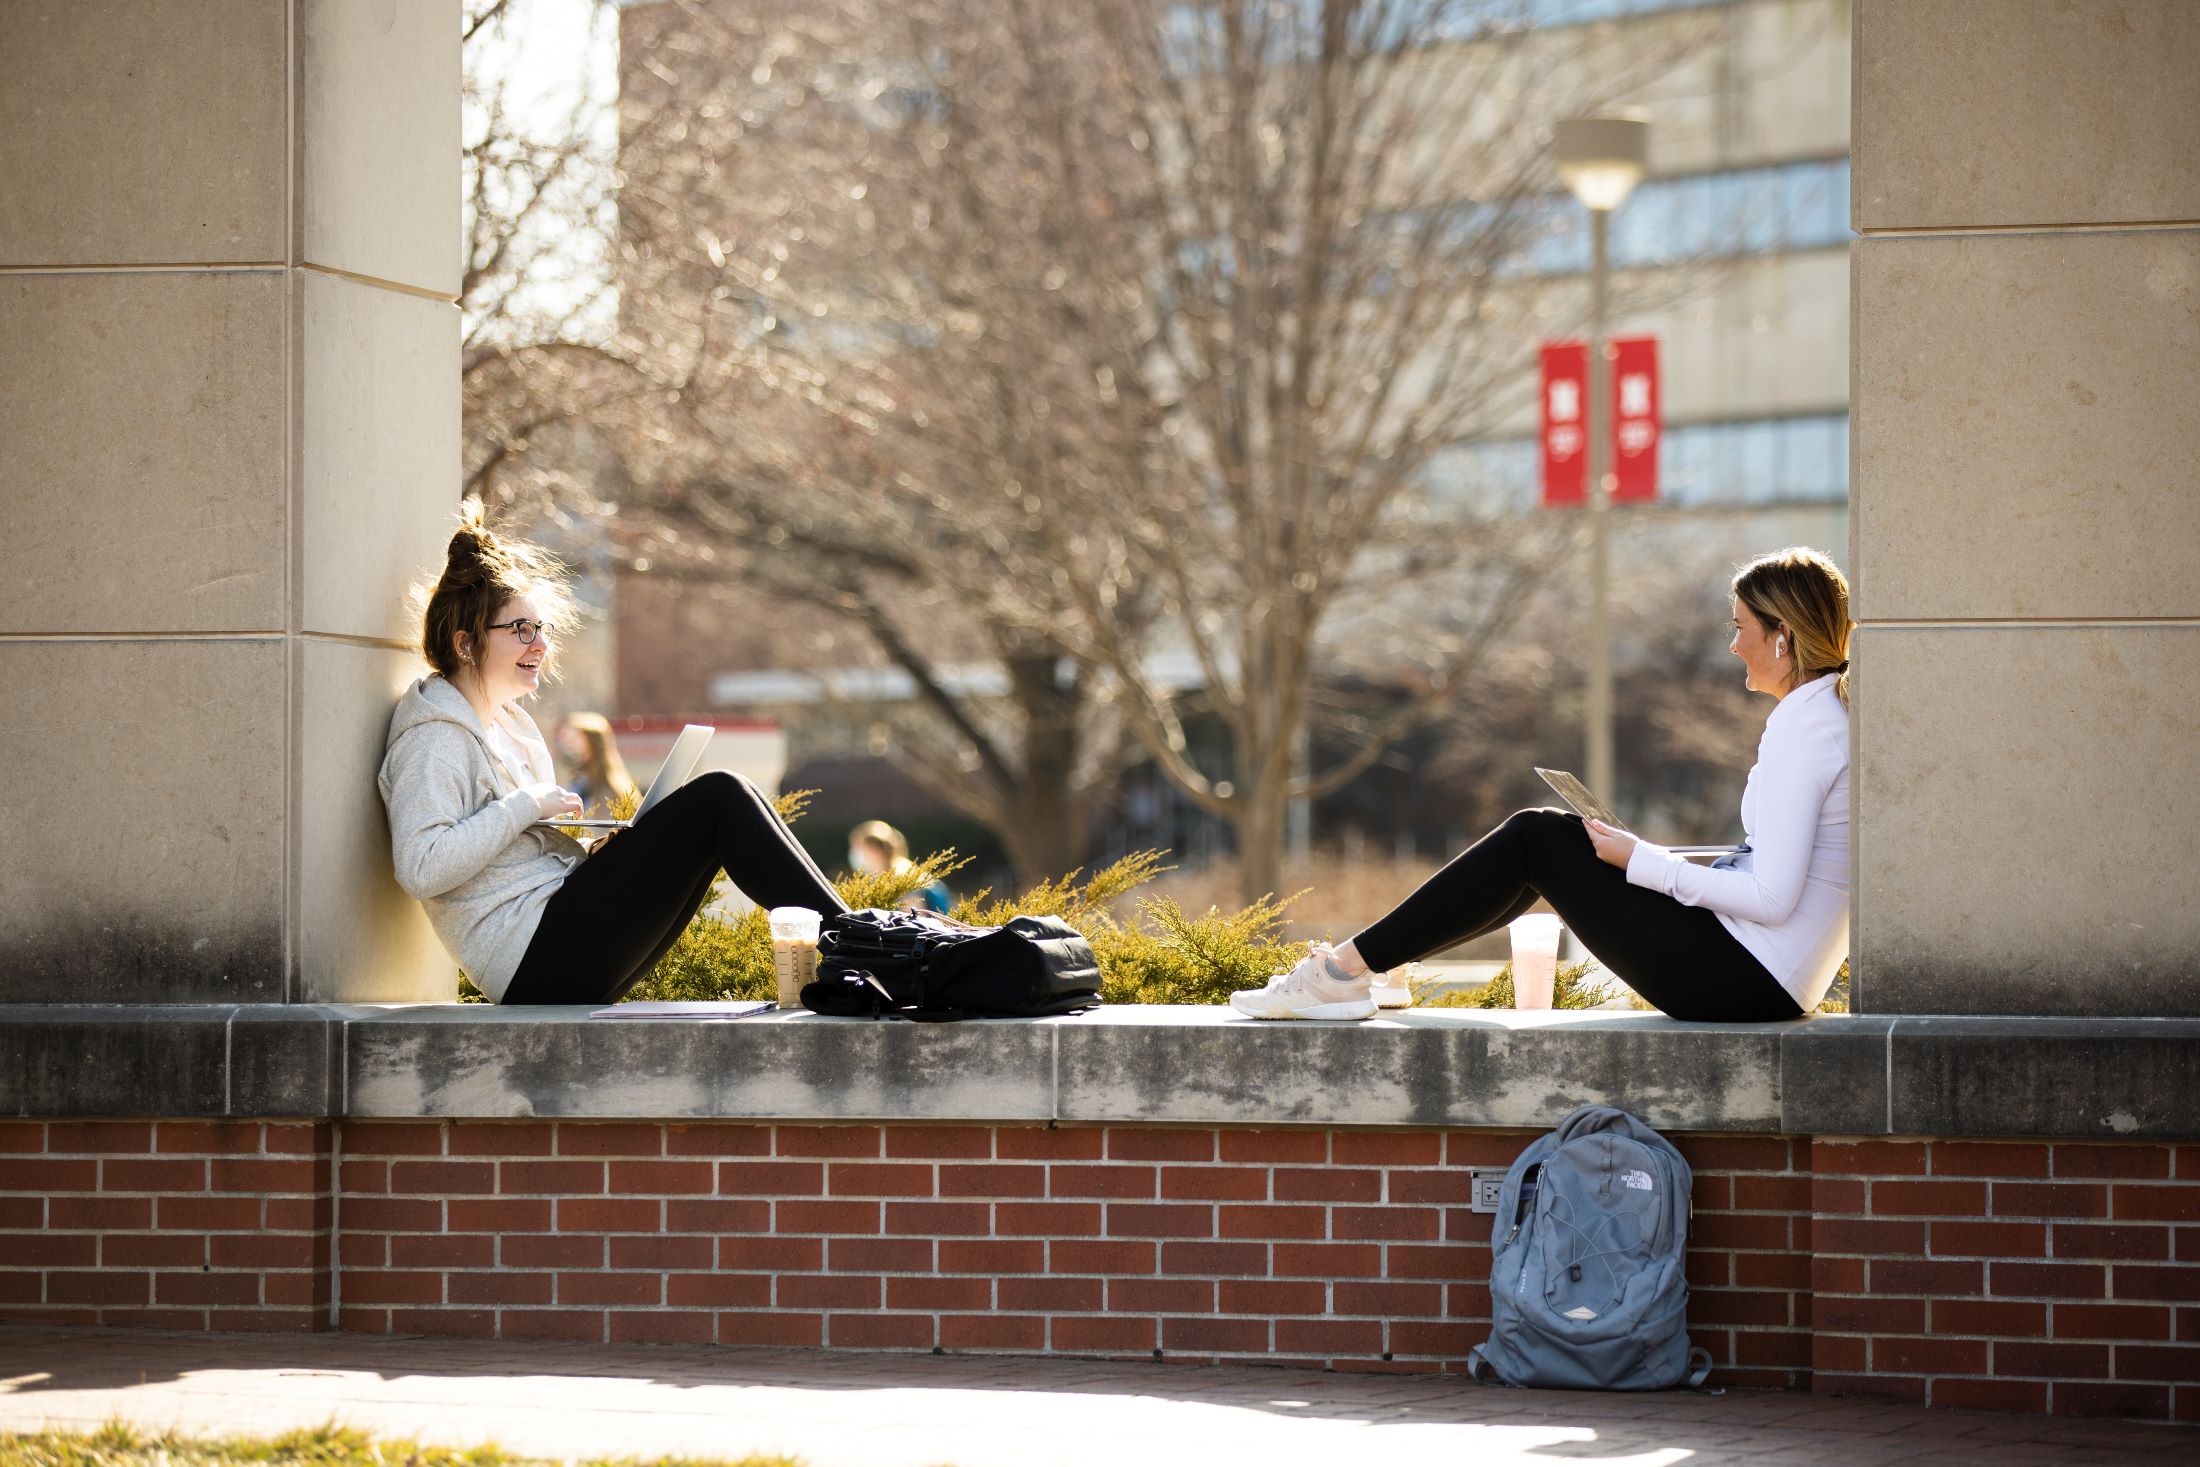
[376,511,846,1005]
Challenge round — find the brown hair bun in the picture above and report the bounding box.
[417,501,578,684]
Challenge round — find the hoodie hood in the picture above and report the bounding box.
[388,673,489,744]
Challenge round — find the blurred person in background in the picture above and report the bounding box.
[850,820,953,914]
[555,711,638,816]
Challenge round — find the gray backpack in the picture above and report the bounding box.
[1467,1105,1712,1392]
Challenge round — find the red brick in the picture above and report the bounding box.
[2,1235,96,1266]
[1267,1242,1378,1279]
[50,1196,152,1231]
[1053,1314,1155,1352]
[1161,1240,1265,1276]
[447,1197,553,1233]
[1992,1260,2109,1299]
[1929,1220,2047,1258]
[778,1273,880,1310]
[341,1159,388,1193]
[1161,1168,1269,1203]
[611,1310,713,1345]
[46,1122,153,1153]
[263,1123,329,1156]
[499,1309,606,1343]
[2114,1186,2200,1223]
[882,1126,992,1160]
[2057,1223,2171,1261]
[879,1200,988,1235]
[1813,1334,1868,1372]
[386,1160,496,1195]
[1733,1331,1811,1369]
[159,1121,275,1155]
[446,1123,557,1157]
[2179,1306,2200,1343]
[337,1307,391,1332]
[828,1236,934,1273]
[1682,1136,1801,1172]
[941,1313,1044,1350]
[262,1272,332,1306]
[937,1164,1042,1199]
[556,1124,664,1157]
[498,1161,605,1195]
[775,1125,882,1158]
[2058,1302,2173,1340]
[1692,1290,1792,1327]
[1219,1131,1327,1165]
[1049,1165,1156,1201]
[1335,1280,1442,1317]
[1444,1133,1534,1168]
[2052,1381,2169,1418]
[1333,1133,1442,1167]
[1692,1212,1796,1252]
[1935,1298,2047,1336]
[1387,1169,1475,1206]
[665,1198,771,1233]
[995,1127,1104,1161]
[1445,1282,1493,1319]
[1332,1206,1439,1242]
[344,1271,444,1306]
[1219,1278,1324,1315]
[264,1196,332,1232]
[1871,1258,1984,1296]
[503,1235,606,1269]
[101,1234,206,1269]
[556,1197,661,1232]
[1273,1167,1378,1204]
[827,1162,934,1198]
[1997,1340,2111,1377]
[1106,1203,1212,1238]
[0,1276,43,1305]
[156,1195,262,1231]
[1995,1181,2110,1220]
[1385,1243,1483,1282]
[155,1272,261,1307]
[1736,1252,1812,1291]
[942,1238,1046,1273]
[610,1160,714,1195]
[1691,1174,1733,1211]
[1163,1316,1267,1353]
[228,1232,324,1270]
[1811,1177,1867,1215]
[390,1234,494,1269]
[1106,1129,1214,1164]
[887,1276,990,1312]
[1276,1317,1383,1357]
[1811,1217,1923,1254]
[559,1272,662,1306]
[1002,1275,1099,1312]
[609,1235,712,1270]
[1217,1205,1325,1240]
[1388,1320,1475,1357]
[1932,1141,2051,1178]
[1872,1179,1987,1216]
[717,1311,822,1347]
[102,1308,216,1331]
[0,1123,44,1154]
[1814,1296,1925,1334]
[2114,1344,2200,1383]
[2113,1265,2200,1303]
[1050,1239,1155,1275]
[0,1198,43,1228]
[996,1201,1101,1237]
[1106,1277,1212,1313]
[2,1159,96,1192]
[774,1199,880,1235]
[664,1124,773,1157]
[718,1236,822,1272]
[1816,1371,1928,1405]
[1934,1378,2048,1413]
[1813,1139,1925,1176]
[1873,1334,1989,1375]
[340,1234,388,1267]
[338,1123,444,1157]
[666,1273,771,1308]
[2054,1144,2171,1181]
[1728,1174,1809,1212]
[829,1311,934,1349]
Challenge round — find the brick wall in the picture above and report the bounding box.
[3,1118,2194,1421]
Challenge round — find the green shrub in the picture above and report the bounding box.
[1410,960,1616,1010]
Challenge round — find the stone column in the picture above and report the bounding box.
[1850,0,2200,1015]
[0,1,458,1003]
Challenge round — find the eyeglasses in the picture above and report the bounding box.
[488,618,554,646]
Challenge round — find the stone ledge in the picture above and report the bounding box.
[2,1004,2198,1139]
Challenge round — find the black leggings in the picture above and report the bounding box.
[1351,808,1802,1022]
[502,772,849,1005]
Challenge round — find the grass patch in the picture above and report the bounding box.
[0,1423,802,1467]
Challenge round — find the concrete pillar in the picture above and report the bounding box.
[1850,0,2200,1015]
[0,1,458,1003]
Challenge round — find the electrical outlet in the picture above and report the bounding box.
[1469,1169,1507,1214]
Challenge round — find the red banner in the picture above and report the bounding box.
[1611,335,1659,503]
[1539,342,1588,506]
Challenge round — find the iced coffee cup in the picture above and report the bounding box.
[1509,913,1563,1010]
[767,906,822,1009]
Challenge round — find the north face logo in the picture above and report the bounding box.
[1621,1169,1655,1191]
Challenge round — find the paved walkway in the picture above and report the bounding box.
[3,1326,2195,1467]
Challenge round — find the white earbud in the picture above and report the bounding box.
[1774,636,1785,658]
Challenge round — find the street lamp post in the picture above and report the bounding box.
[1554,115,1648,808]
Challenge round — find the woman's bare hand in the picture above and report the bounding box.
[1586,818,1637,870]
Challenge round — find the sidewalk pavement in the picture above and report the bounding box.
[4,1326,2195,1467]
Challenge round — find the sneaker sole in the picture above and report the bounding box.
[1229,994,1378,1021]
[1370,990,1413,1009]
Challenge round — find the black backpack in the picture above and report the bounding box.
[801,908,1102,1021]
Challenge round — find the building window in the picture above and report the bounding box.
[1432,412,1849,511]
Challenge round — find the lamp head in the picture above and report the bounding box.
[1554,115,1650,212]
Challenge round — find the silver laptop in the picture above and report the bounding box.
[549,723,716,830]
[1534,767,1744,859]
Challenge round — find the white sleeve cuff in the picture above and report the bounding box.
[1625,838,1679,893]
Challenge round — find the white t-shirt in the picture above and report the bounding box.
[1623,674,1851,1011]
[481,704,555,795]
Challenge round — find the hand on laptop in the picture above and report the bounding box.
[526,782,584,822]
[1586,818,1637,870]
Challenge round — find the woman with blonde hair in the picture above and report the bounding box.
[377,511,845,1005]
[555,711,638,816]
[1234,547,1854,1023]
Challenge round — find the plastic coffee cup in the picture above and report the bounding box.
[767,906,822,1009]
[1509,913,1563,1010]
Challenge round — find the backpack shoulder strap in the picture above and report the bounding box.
[1465,1346,1509,1386]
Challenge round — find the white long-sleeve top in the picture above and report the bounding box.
[1623,674,1850,1011]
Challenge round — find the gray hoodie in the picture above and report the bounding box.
[376,675,584,1000]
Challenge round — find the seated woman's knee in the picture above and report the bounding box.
[1502,806,1577,834]
[694,769,759,804]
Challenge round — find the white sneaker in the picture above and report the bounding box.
[1230,945,1376,1020]
[1369,962,1417,1009]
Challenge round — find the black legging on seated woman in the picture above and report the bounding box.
[502,772,848,1005]
[1351,808,1803,1022]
